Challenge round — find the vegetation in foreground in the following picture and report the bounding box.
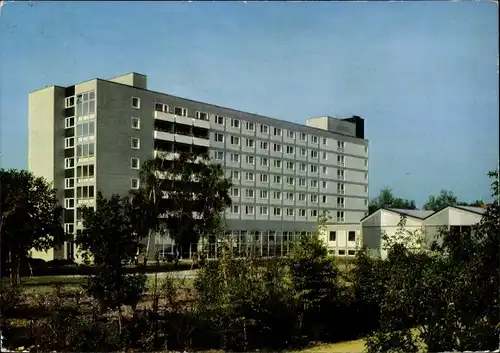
[1,156,498,352]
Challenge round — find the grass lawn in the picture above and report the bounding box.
[1,272,194,294]
[295,339,365,353]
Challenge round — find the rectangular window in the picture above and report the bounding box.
[195,111,208,121]
[337,169,345,180]
[245,189,255,198]
[299,178,306,187]
[322,195,327,203]
[338,141,345,150]
[310,194,318,203]
[323,152,328,160]
[131,158,140,169]
[174,107,187,116]
[300,133,307,141]
[274,159,282,168]
[323,166,328,174]
[260,190,268,199]
[286,192,294,200]
[364,185,368,193]
[131,137,140,149]
[131,97,140,109]
[260,206,268,215]
[231,205,239,214]
[65,116,75,129]
[337,197,345,208]
[300,148,307,156]
[337,211,345,223]
[273,191,282,200]
[323,137,327,145]
[364,159,368,167]
[64,198,75,209]
[329,231,336,241]
[246,138,255,148]
[365,146,368,153]
[310,209,318,217]
[298,193,306,202]
[286,177,294,186]
[155,102,168,112]
[287,130,295,139]
[348,231,356,242]
[131,117,140,129]
[286,208,294,216]
[231,119,240,128]
[273,143,282,152]
[365,173,368,180]
[65,137,74,149]
[260,124,269,134]
[260,141,269,150]
[260,157,269,167]
[273,127,282,136]
[230,153,240,163]
[231,170,240,180]
[260,174,268,183]
[310,179,318,187]
[214,133,224,142]
[310,150,318,158]
[337,155,345,166]
[300,163,306,172]
[215,151,224,160]
[287,161,294,170]
[286,145,294,154]
[131,178,139,189]
[273,175,282,184]
[64,158,74,169]
[246,122,255,131]
[245,172,254,181]
[230,136,240,145]
[231,188,239,197]
[311,135,318,143]
[246,155,255,165]
[299,209,306,217]
[65,96,75,108]
[338,183,345,194]
[310,165,318,173]
[64,178,74,189]
[273,207,282,216]
[215,115,225,125]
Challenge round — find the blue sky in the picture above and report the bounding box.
[0,1,498,206]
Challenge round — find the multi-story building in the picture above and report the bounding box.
[28,72,369,261]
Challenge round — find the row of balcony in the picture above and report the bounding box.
[154,130,210,147]
[155,111,210,129]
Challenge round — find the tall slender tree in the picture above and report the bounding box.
[0,169,65,285]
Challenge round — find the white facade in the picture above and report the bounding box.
[361,206,486,259]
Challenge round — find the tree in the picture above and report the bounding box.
[0,169,65,285]
[423,189,466,211]
[369,188,416,214]
[75,192,147,331]
[366,170,500,352]
[138,152,231,258]
[287,216,341,341]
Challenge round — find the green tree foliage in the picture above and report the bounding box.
[368,188,416,215]
[194,242,295,351]
[75,193,147,324]
[287,231,341,341]
[365,170,500,352]
[422,189,472,211]
[0,169,65,285]
[137,152,231,256]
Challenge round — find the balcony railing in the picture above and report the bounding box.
[154,111,210,129]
